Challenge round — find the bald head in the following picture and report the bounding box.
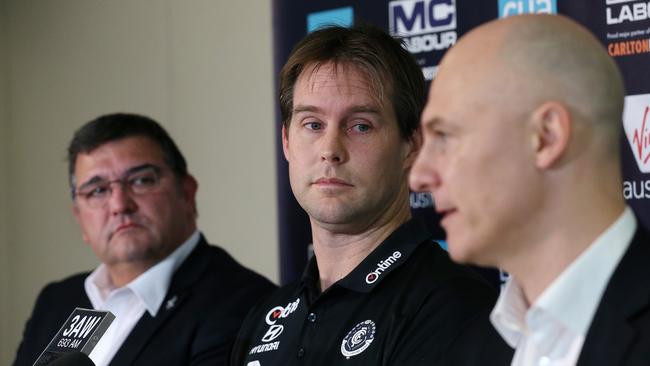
[438,14,624,153]
[410,14,627,268]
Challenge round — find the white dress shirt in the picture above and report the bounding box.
[84,231,200,366]
[491,207,636,366]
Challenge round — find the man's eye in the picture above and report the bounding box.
[84,185,109,199]
[305,121,322,130]
[129,174,157,187]
[351,123,371,133]
[433,130,447,141]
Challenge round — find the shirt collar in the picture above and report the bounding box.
[536,207,635,334]
[490,277,528,348]
[85,230,201,316]
[301,219,431,299]
[491,207,636,346]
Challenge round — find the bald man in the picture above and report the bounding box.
[410,14,650,365]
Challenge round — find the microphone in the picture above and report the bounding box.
[48,352,95,366]
[32,308,114,366]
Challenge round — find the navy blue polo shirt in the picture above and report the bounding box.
[230,219,497,366]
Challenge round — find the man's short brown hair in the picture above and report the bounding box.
[279,24,425,140]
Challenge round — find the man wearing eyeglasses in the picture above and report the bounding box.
[13,113,276,366]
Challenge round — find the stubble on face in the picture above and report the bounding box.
[73,136,196,272]
[285,63,413,235]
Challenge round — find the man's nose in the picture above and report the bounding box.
[320,129,348,164]
[409,151,441,193]
[108,182,137,215]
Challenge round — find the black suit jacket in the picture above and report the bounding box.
[577,226,650,366]
[476,225,650,366]
[441,307,514,365]
[13,236,276,366]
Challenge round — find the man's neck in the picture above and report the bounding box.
[311,208,411,291]
[105,228,197,288]
[107,261,156,288]
[505,199,626,305]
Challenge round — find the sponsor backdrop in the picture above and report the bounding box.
[273,0,650,284]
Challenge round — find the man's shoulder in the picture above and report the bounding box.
[231,280,301,335]
[31,271,94,319]
[574,222,650,364]
[169,239,277,323]
[595,223,650,308]
[229,281,302,365]
[12,272,95,366]
[381,239,497,333]
[37,271,92,300]
[185,240,276,291]
[400,239,496,296]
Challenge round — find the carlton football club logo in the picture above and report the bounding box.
[623,94,650,173]
[340,320,376,359]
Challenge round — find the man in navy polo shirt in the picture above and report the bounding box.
[231,25,502,366]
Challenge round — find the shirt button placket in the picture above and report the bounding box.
[297,312,316,361]
[307,312,317,323]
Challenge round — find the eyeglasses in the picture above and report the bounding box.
[73,166,163,208]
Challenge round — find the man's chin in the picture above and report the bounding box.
[106,233,154,253]
[104,247,156,266]
[448,242,497,269]
[447,238,478,264]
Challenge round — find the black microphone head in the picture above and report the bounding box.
[48,352,95,366]
[32,308,113,366]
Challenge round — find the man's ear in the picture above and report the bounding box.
[530,101,571,169]
[182,174,199,216]
[282,124,290,162]
[72,203,89,243]
[403,130,423,170]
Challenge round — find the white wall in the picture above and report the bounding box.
[2,1,278,364]
[1,0,10,362]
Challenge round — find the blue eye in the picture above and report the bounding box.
[305,121,323,130]
[351,123,371,133]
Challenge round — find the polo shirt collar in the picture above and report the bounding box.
[301,219,431,299]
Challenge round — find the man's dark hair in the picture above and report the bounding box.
[279,24,425,140]
[67,113,188,194]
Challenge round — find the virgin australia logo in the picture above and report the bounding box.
[623,94,650,172]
